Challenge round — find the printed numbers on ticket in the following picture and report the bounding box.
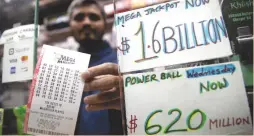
[24,45,90,135]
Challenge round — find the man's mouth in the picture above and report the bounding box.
[81,27,95,33]
[79,30,95,40]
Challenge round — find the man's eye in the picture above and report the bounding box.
[89,13,101,21]
[73,13,85,22]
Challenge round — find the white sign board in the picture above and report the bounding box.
[123,61,252,135]
[115,0,232,73]
[24,45,91,135]
[1,24,38,83]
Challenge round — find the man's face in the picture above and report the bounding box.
[70,4,105,42]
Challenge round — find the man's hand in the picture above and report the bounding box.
[81,63,123,111]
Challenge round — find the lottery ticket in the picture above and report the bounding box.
[24,45,90,135]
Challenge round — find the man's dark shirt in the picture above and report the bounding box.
[75,41,123,135]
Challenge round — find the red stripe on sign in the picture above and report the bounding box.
[24,47,45,133]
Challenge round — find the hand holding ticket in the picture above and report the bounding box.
[24,45,90,135]
[81,63,122,111]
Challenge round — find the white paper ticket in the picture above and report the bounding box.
[24,45,90,135]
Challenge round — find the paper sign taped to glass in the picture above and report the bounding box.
[24,45,90,135]
[115,0,233,73]
[1,24,38,83]
[123,61,252,135]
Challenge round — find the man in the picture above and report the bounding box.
[67,0,123,135]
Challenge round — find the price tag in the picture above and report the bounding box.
[123,61,252,135]
[115,0,232,73]
[24,45,90,135]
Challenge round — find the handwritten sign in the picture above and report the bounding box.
[115,0,232,73]
[1,24,38,83]
[123,61,252,135]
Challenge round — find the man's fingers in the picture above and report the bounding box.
[82,63,118,81]
[85,98,121,111]
[84,75,122,91]
[84,88,120,104]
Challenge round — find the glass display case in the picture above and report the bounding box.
[0,0,252,135]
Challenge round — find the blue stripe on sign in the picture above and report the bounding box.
[186,64,236,78]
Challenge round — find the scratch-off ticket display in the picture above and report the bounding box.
[24,45,90,135]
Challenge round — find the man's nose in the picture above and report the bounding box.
[81,17,92,26]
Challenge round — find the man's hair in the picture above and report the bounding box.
[67,0,106,22]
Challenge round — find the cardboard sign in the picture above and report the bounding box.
[1,24,38,83]
[115,0,232,73]
[24,45,90,135]
[123,61,252,135]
